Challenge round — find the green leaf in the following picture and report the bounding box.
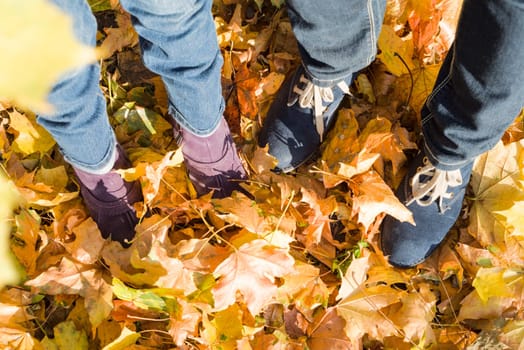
[112,278,168,312]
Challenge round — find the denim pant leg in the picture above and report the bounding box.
[422,0,524,170]
[119,0,224,136]
[286,0,386,87]
[38,0,117,174]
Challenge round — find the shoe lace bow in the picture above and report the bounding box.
[407,157,463,212]
[290,74,350,140]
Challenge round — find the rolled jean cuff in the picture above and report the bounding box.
[303,64,357,88]
[169,98,225,137]
[65,137,117,175]
[423,141,475,171]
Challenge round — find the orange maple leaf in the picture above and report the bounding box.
[212,239,295,315]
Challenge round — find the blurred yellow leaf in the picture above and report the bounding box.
[0,176,21,288]
[0,0,96,112]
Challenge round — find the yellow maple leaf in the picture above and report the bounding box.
[471,267,512,303]
[377,24,415,77]
[212,239,295,315]
[7,110,56,156]
[0,0,96,112]
[469,140,524,248]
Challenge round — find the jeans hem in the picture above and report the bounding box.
[169,99,225,137]
[65,137,117,174]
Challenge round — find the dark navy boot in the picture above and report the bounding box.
[258,66,353,172]
[381,152,474,268]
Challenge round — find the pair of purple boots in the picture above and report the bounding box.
[74,118,246,246]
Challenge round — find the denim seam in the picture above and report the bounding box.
[367,0,377,65]
[422,45,456,125]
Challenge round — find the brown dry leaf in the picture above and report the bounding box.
[99,10,138,59]
[502,111,524,144]
[168,299,200,346]
[11,209,44,276]
[390,283,436,345]
[500,320,524,350]
[118,149,185,206]
[173,238,231,273]
[213,192,295,236]
[212,239,295,315]
[300,189,337,247]
[457,290,513,322]
[236,61,260,120]
[336,284,401,341]
[25,257,113,327]
[359,117,415,177]
[64,217,106,265]
[0,302,34,327]
[350,171,413,232]
[278,262,330,317]
[0,326,42,350]
[307,308,352,350]
[102,215,195,294]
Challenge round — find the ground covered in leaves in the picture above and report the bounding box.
[1,0,524,349]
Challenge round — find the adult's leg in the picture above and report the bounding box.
[258,0,387,171]
[382,0,524,267]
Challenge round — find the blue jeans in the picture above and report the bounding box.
[40,0,224,173]
[41,0,523,173]
[288,0,524,169]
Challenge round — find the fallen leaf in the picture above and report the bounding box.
[7,110,56,156]
[350,171,413,232]
[307,308,352,350]
[102,327,140,350]
[25,257,113,327]
[469,140,524,247]
[212,239,295,315]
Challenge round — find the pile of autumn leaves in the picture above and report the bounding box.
[1,0,524,349]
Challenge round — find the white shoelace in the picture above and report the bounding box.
[407,157,463,212]
[289,74,350,141]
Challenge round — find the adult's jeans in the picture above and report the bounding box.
[40,0,224,174]
[287,0,524,168]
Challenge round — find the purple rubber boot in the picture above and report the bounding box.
[177,117,247,198]
[73,145,143,246]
